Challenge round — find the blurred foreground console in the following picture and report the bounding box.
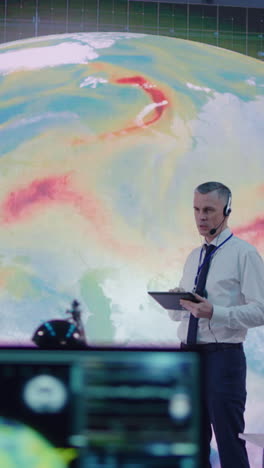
[0,347,205,468]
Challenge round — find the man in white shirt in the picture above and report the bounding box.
[169,181,264,468]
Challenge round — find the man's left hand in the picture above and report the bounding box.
[180,293,213,320]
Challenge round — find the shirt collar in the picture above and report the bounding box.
[205,227,232,248]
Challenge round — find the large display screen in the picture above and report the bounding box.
[0,32,263,346]
[0,28,264,468]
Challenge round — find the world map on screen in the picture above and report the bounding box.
[0,31,264,468]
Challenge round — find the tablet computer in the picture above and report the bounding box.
[148,291,199,310]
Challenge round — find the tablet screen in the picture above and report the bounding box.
[148,291,199,310]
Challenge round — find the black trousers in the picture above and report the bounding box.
[181,343,250,468]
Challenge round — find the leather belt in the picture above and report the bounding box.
[180,342,243,352]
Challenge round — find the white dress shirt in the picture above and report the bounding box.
[169,227,264,344]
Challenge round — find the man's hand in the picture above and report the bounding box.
[169,287,185,293]
[180,293,213,320]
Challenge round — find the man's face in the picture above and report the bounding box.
[193,190,228,240]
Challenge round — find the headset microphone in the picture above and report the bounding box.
[209,219,225,236]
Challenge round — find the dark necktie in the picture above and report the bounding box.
[186,244,215,345]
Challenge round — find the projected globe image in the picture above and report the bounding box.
[0,32,264,468]
[0,32,263,347]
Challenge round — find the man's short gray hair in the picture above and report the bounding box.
[195,181,231,203]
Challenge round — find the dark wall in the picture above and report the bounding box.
[132,0,264,8]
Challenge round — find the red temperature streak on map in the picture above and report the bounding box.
[72,74,169,145]
[115,75,169,127]
[1,175,107,230]
[0,175,144,258]
[233,217,264,249]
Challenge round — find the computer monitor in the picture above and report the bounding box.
[0,347,204,468]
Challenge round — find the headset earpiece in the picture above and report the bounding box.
[223,192,232,217]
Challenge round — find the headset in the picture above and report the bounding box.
[209,191,232,235]
[223,191,232,217]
